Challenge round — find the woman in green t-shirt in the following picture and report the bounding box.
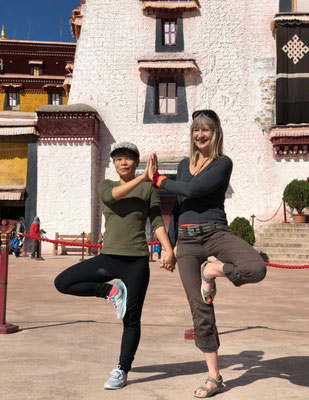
[55,142,175,390]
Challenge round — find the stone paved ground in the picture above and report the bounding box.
[1,255,309,400]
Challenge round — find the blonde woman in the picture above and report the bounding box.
[149,110,266,398]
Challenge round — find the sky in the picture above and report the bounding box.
[0,0,78,43]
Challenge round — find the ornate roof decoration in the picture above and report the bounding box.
[70,1,85,40]
[63,74,72,95]
[270,125,309,159]
[1,25,7,39]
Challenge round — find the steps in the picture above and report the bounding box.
[254,223,309,265]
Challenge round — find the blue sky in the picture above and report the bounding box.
[0,0,78,43]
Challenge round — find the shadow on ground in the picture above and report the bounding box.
[130,350,309,389]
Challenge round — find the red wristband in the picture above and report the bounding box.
[152,171,161,188]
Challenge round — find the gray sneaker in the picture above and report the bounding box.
[104,365,127,390]
[108,281,127,320]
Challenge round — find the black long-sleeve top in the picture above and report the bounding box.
[161,155,233,246]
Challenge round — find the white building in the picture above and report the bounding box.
[36,0,309,249]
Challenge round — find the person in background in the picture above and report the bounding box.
[10,235,23,257]
[30,216,45,259]
[16,217,25,236]
[148,109,266,398]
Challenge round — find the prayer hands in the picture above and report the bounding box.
[147,153,158,181]
[141,155,152,181]
[160,250,176,273]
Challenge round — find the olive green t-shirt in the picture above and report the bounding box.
[98,180,164,256]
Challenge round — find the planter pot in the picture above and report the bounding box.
[293,214,306,223]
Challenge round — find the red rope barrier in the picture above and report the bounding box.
[265,262,309,269]
[9,239,34,251]
[22,234,309,269]
[23,233,160,248]
[255,201,283,223]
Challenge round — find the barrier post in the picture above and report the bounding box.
[283,198,288,223]
[37,237,44,261]
[0,232,19,334]
[251,215,255,229]
[80,232,85,261]
[149,243,155,262]
[21,237,28,257]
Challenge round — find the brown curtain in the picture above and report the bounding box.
[276,23,309,124]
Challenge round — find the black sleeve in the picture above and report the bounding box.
[161,156,233,198]
[167,197,180,247]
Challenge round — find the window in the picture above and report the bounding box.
[52,93,61,105]
[3,91,20,110]
[32,66,40,76]
[143,75,188,123]
[158,81,177,114]
[48,93,63,105]
[8,92,18,107]
[0,59,3,74]
[156,17,184,52]
[164,20,177,46]
[29,62,43,76]
[279,0,309,12]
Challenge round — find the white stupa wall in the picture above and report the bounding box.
[37,142,92,250]
[68,0,308,227]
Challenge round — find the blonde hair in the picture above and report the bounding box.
[190,113,223,165]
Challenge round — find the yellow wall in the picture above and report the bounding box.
[0,92,68,112]
[0,142,28,187]
[0,92,5,108]
[20,93,48,112]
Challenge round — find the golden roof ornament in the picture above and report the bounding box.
[1,25,6,39]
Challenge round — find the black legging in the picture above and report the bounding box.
[54,254,150,373]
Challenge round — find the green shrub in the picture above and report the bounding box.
[283,179,309,215]
[230,217,255,246]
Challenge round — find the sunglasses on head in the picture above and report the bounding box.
[192,109,219,122]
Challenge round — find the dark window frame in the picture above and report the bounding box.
[143,75,188,124]
[156,17,184,53]
[279,0,293,12]
[30,65,43,76]
[47,92,63,105]
[3,90,20,111]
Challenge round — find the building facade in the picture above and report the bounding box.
[0,32,76,232]
[32,0,309,250]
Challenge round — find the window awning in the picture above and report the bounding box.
[0,190,25,200]
[0,83,23,89]
[0,126,37,136]
[142,1,199,12]
[270,125,309,138]
[138,60,198,72]
[28,60,43,65]
[42,84,64,89]
[274,14,309,23]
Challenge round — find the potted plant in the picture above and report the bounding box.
[283,179,309,223]
[230,217,255,245]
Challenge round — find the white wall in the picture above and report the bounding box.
[37,142,92,251]
[69,0,308,228]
